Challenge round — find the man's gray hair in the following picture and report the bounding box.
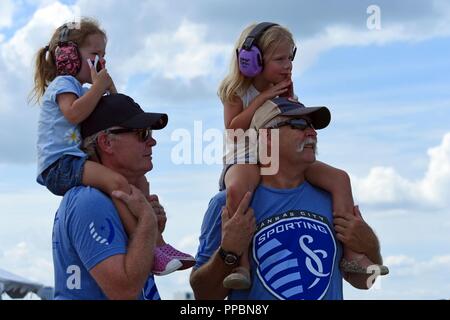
[82,132,101,159]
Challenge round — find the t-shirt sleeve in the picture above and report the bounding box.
[52,76,84,99]
[66,188,128,271]
[194,192,226,269]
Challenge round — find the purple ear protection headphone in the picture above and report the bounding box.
[55,24,82,76]
[237,22,297,78]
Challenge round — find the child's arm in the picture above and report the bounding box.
[58,68,113,125]
[304,161,354,217]
[225,78,292,130]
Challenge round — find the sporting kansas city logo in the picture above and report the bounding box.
[253,210,336,300]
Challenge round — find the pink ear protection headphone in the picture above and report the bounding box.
[55,24,82,76]
[237,22,297,78]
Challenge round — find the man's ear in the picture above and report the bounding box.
[96,132,114,155]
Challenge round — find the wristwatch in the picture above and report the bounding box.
[218,247,239,266]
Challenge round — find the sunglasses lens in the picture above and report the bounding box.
[290,119,313,130]
[292,124,308,130]
[138,129,151,141]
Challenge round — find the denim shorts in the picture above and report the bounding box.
[41,155,87,196]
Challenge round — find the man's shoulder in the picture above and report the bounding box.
[59,186,116,226]
[63,186,113,210]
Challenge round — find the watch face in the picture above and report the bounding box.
[225,254,238,265]
[220,247,238,266]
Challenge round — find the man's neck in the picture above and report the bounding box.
[260,163,307,189]
[99,159,141,187]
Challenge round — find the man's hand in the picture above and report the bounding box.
[334,205,379,255]
[221,191,256,256]
[112,185,156,224]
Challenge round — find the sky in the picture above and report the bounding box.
[0,0,449,300]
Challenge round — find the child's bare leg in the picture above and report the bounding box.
[83,161,137,236]
[137,176,195,272]
[224,164,260,213]
[304,162,387,274]
[329,170,386,274]
[135,176,166,246]
[223,164,259,289]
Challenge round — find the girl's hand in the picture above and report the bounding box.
[88,57,113,93]
[260,78,292,101]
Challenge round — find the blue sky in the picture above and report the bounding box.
[0,0,449,299]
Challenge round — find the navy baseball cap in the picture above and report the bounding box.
[81,93,168,138]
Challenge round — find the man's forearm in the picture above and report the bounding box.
[190,250,233,300]
[124,215,157,295]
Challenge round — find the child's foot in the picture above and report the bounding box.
[158,244,196,270]
[340,254,389,276]
[152,246,183,276]
[223,267,251,290]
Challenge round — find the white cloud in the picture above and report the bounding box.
[296,18,450,75]
[118,19,230,81]
[0,0,14,29]
[353,132,450,209]
[385,255,416,267]
[1,241,53,286]
[1,2,80,72]
[177,235,199,252]
[385,254,450,277]
[345,254,450,299]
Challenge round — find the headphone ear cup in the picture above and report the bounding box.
[238,45,263,78]
[55,42,82,76]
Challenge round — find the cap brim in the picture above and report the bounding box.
[282,106,331,129]
[121,113,168,130]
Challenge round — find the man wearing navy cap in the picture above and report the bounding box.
[191,97,385,300]
[52,94,167,300]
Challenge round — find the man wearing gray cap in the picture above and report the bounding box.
[190,97,385,300]
[52,93,167,300]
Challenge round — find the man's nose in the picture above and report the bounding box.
[147,136,156,147]
[305,127,317,137]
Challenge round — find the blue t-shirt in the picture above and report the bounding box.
[52,186,160,300]
[37,76,88,185]
[195,181,343,300]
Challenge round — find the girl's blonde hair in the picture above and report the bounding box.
[218,23,295,104]
[30,17,107,104]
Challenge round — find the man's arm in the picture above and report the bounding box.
[190,191,255,299]
[89,185,158,300]
[334,206,384,289]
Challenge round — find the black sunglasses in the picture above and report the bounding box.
[270,118,314,130]
[106,128,152,142]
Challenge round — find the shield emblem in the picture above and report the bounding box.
[253,212,336,300]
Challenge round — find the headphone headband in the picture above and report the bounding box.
[59,24,70,43]
[242,22,278,51]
